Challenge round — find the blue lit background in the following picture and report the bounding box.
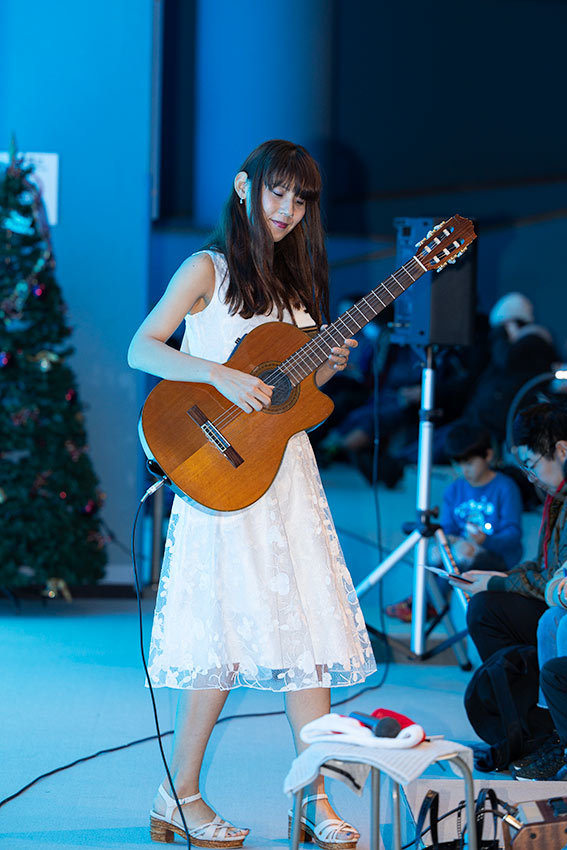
[1,0,565,581]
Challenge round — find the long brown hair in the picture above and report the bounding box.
[205,139,329,325]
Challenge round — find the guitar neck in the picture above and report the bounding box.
[280,255,425,385]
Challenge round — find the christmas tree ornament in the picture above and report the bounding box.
[28,349,60,371]
[2,210,35,235]
[42,578,72,601]
[10,406,39,427]
[4,317,32,332]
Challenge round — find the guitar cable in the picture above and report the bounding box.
[361,328,391,690]
[130,485,193,849]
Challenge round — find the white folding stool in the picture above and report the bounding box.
[285,739,478,850]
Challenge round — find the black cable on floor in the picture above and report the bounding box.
[0,677,393,810]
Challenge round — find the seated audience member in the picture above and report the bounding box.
[510,568,567,780]
[386,423,522,623]
[438,423,523,571]
[461,293,556,446]
[453,402,567,663]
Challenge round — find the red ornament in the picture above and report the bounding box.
[0,351,11,367]
[59,491,67,500]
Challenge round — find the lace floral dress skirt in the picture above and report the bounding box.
[147,252,376,691]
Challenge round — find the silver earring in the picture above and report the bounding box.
[239,197,244,205]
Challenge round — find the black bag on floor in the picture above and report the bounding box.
[464,644,554,771]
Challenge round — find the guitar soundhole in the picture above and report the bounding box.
[253,363,300,414]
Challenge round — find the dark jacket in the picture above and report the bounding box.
[488,491,567,599]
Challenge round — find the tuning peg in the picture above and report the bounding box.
[433,224,441,231]
[448,258,456,264]
[426,230,433,238]
[415,238,425,248]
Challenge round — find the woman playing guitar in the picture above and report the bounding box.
[128,139,377,849]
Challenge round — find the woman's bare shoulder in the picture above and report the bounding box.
[168,251,216,310]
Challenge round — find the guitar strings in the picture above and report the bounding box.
[209,257,422,432]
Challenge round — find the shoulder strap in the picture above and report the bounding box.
[475,787,500,843]
[414,789,440,849]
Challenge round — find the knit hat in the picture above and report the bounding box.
[489,292,534,327]
[300,708,426,749]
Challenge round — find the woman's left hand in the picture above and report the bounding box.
[323,325,358,371]
[315,327,357,386]
[329,338,357,370]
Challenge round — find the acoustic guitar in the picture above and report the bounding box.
[139,214,476,511]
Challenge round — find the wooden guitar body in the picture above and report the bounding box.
[139,322,334,512]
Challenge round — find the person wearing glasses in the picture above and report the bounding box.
[506,558,567,780]
[450,402,567,663]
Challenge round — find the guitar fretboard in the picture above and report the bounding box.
[279,256,424,385]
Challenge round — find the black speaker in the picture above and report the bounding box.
[390,216,477,347]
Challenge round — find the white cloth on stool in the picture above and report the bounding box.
[300,713,425,748]
[284,739,473,796]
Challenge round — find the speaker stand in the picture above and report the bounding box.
[355,346,471,669]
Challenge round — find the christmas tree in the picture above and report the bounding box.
[0,148,107,595]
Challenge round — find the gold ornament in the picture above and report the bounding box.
[42,578,73,602]
[28,350,61,372]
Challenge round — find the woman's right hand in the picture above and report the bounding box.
[211,364,274,413]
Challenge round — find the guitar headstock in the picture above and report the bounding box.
[415,214,476,273]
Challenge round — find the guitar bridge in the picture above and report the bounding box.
[187,405,244,468]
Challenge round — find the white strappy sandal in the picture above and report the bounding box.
[150,784,249,847]
[287,793,359,849]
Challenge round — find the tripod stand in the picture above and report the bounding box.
[355,346,471,668]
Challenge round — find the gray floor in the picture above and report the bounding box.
[1,463,544,849]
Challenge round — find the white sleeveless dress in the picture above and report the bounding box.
[147,251,376,691]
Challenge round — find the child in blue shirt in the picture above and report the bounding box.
[386,422,524,623]
[440,422,523,571]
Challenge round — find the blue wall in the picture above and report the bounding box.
[191,0,333,226]
[329,0,567,203]
[0,1,153,581]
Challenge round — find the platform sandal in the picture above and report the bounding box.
[150,784,249,847]
[287,792,359,849]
